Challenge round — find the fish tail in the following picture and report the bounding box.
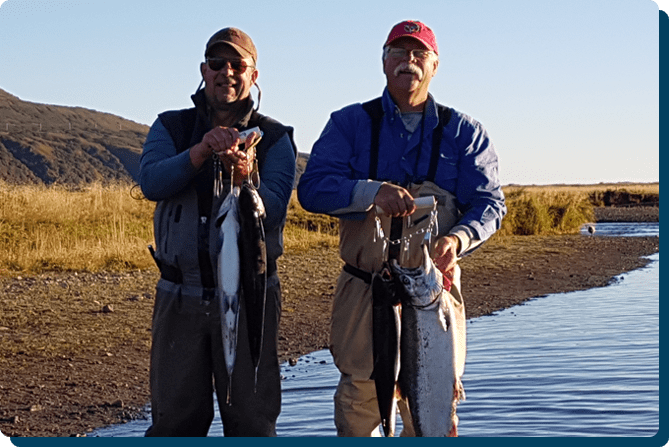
[447,378,465,437]
[448,420,458,437]
[226,377,233,406]
[454,376,465,402]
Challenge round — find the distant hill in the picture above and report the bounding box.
[0,88,150,185]
[0,88,310,187]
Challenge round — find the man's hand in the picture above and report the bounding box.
[433,235,460,289]
[190,127,259,186]
[374,183,416,217]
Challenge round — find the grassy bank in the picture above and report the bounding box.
[0,182,155,274]
[0,181,658,274]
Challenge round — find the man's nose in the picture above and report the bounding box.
[222,61,236,74]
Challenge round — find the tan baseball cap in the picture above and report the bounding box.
[205,27,257,63]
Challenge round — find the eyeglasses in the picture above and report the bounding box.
[384,47,434,60]
[206,57,254,73]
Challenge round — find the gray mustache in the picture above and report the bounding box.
[394,62,423,78]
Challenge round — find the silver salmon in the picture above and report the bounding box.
[216,186,242,404]
[391,244,465,437]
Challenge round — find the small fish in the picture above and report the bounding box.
[238,182,267,387]
[215,186,242,404]
[392,244,465,437]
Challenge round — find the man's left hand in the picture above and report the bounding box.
[432,235,460,287]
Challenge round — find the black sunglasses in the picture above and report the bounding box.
[206,57,254,73]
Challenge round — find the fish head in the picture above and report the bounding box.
[215,187,241,227]
[240,182,266,219]
[390,245,443,308]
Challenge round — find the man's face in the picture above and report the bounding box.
[200,44,258,109]
[383,37,438,98]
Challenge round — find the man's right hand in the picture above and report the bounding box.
[190,126,243,169]
[374,183,416,217]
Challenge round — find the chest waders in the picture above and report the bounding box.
[360,98,454,436]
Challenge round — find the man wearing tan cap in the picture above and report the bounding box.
[298,20,505,436]
[140,27,296,436]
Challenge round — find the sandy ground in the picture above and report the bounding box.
[0,206,659,437]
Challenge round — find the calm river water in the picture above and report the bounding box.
[92,222,660,438]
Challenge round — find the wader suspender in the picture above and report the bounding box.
[361,97,452,260]
[361,97,452,182]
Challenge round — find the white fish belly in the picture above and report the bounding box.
[400,295,459,437]
[218,196,241,376]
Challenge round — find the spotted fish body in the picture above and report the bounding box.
[216,186,241,403]
[391,244,465,437]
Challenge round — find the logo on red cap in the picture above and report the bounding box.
[405,23,421,34]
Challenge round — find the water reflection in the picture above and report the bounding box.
[92,224,659,437]
[457,252,659,437]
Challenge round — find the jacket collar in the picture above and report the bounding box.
[381,87,439,130]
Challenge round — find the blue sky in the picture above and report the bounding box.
[0,0,662,186]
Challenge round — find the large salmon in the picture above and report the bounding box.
[392,244,465,437]
[238,182,267,387]
[216,186,242,404]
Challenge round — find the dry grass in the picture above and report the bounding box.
[0,182,658,274]
[0,181,155,274]
[504,182,659,195]
[498,188,594,236]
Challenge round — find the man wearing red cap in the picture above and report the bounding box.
[298,20,506,436]
[140,27,296,436]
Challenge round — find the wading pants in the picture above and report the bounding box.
[145,275,282,437]
[330,183,467,437]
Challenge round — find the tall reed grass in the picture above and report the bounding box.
[0,182,657,274]
[497,187,595,236]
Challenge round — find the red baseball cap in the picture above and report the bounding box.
[384,20,438,55]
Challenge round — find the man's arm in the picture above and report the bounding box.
[297,114,360,215]
[257,133,296,230]
[451,117,506,252]
[139,118,199,201]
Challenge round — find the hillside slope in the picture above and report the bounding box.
[0,89,148,184]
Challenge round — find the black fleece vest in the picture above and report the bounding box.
[156,106,295,287]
